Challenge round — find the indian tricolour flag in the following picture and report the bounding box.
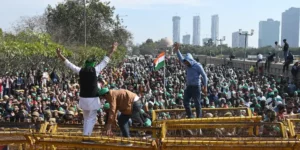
[153,52,165,71]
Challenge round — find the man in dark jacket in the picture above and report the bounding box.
[283,51,294,74]
[291,62,299,83]
[283,39,289,61]
[265,52,275,73]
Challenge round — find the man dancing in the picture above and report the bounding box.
[56,42,118,143]
[173,42,208,118]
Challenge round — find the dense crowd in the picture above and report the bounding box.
[0,54,300,126]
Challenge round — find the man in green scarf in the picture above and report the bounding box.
[56,42,118,144]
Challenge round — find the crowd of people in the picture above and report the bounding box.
[0,42,299,138]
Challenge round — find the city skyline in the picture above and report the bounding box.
[281,7,300,47]
[211,15,219,45]
[258,19,280,48]
[0,0,300,48]
[172,16,181,43]
[232,31,248,48]
[182,34,191,44]
[193,16,201,45]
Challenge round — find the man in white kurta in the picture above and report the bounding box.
[56,42,118,138]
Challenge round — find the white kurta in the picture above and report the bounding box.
[64,56,110,110]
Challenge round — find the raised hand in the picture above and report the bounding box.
[112,42,118,52]
[56,48,61,56]
[56,48,66,61]
[173,42,180,52]
[108,42,118,58]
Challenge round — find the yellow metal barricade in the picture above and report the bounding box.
[152,107,252,122]
[0,122,50,150]
[160,122,299,150]
[153,116,261,128]
[33,134,158,150]
[287,119,300,138]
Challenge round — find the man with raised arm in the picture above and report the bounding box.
[56,42,118,143]
[173,42,208,118]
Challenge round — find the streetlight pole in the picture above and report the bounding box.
[239,29,254,70]
[216,36,226,55]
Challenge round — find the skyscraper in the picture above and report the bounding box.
[182,34,191,45]
[172,16,181,43]
[193,16,201,45]
[232,31,248,48]
[211,15,219,45]
[281,7,300,47]
[258,19,280,48]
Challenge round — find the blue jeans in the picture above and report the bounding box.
[118,100,142,137]
[184,85,202,118]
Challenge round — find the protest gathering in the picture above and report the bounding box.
[1,0,300,149]
[0,40,299,141]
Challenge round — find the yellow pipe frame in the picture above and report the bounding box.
[152,107,251,122]
[2,111,300,150]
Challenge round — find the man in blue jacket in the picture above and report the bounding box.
[173,42,208,118]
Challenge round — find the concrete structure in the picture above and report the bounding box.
[281,7,300,47]
[182,34,191,45]
[195,55,293,78]
[259,19,280,48]
[172,16,181,43]
[211,15,219,45]
[193,16,201,45]
[232,31,248,48]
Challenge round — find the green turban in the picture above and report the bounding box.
[103,103,110,110]
[144,118,152,127]
[98,88,109,96]
[171,101,176,105]
[180,89,184,94]
[294,91,298,96]
[84,58,96,68]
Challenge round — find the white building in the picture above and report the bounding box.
[281,7,300,47]
[211,15,219,45]
[193,16,201,45]
[182,34,191,45]
[232,31,248,48]
[258,19,280,48]
[172,16,181,43]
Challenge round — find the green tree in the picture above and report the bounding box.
[0,30,71,74]
[45,0,132,48]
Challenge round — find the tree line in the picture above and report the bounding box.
[0,0,131,75]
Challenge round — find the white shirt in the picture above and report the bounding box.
[257,54,263,60]
[274,45,281,51]
[258,96,266,101]
[64,56,110,110]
